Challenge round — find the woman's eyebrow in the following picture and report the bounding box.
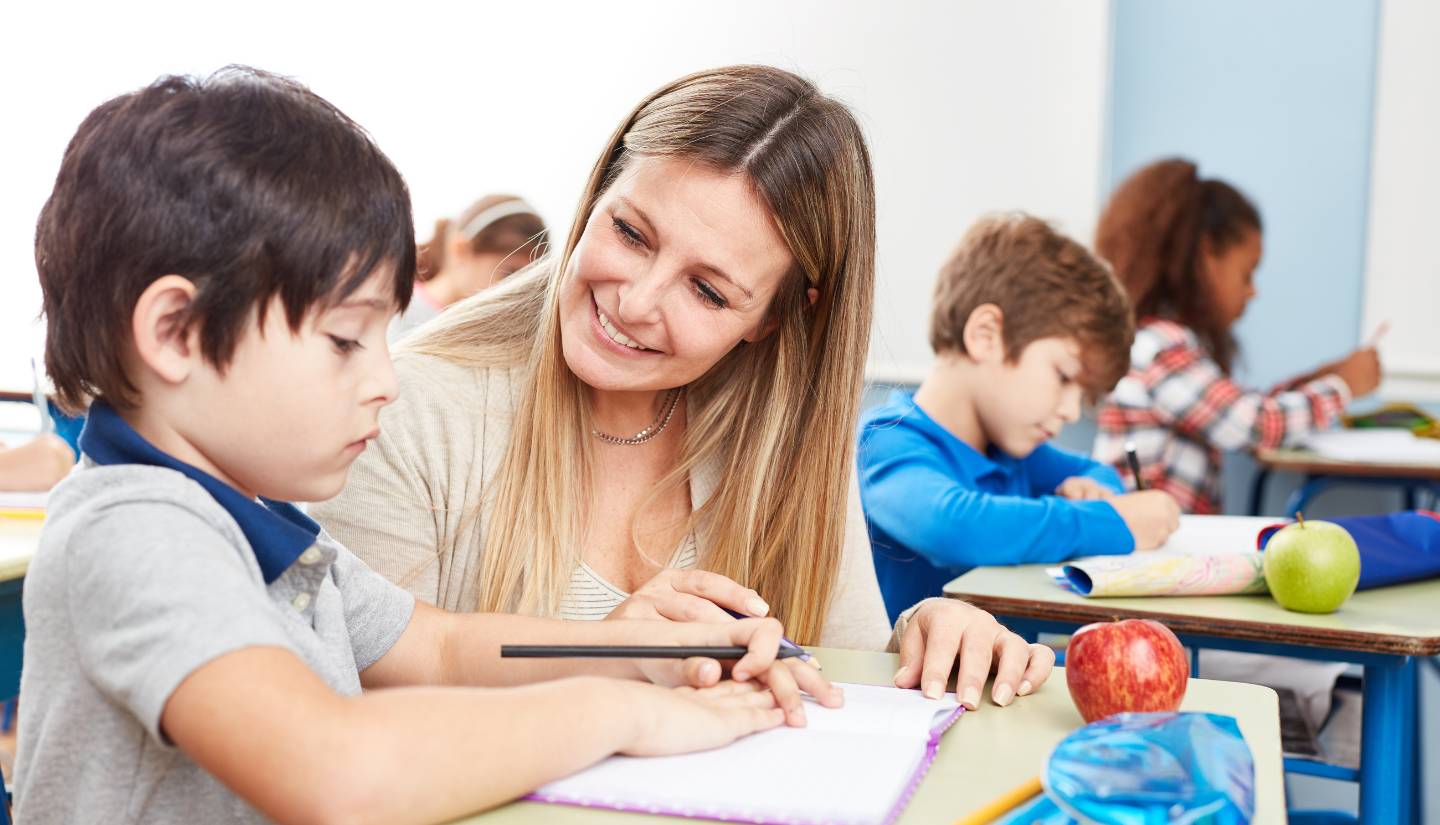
[615,197,755,301]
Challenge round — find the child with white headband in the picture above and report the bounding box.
[391,194,547,340]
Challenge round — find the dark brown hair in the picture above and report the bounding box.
[930,213,1134,400]
[1095,158,1261,372]
[36,66,415,413]
[415,194,547,282]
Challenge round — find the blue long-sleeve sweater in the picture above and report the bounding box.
[857,390,1134,623]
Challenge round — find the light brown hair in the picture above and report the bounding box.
[929,213,1133,400]
[415,194,547,282]
[407,65,876,644]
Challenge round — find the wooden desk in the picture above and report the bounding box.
[1251,446,1440,515]
[448,648,1286,825]
[946,567,1440,823]
[0,518,39,700]
[0,518,41,583]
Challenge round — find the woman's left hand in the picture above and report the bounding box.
[892,598,1055,710]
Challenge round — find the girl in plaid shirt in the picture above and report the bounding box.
[1092,159,1381,514]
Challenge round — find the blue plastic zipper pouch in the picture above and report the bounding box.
[1258,510,1440,589]
[999,712,1255,825]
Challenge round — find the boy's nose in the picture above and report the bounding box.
[369,349,400,407]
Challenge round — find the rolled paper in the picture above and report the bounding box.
[1056,552,1268,598]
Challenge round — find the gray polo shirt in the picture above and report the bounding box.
[15,461,416,823]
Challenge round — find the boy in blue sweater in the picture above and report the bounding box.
[858,215,1181,622]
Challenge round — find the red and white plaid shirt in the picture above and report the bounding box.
[1094,318,1350,514]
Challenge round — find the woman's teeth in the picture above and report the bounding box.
[596,307,649,350]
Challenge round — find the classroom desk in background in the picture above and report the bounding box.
[0,518,39,701]
[1249,446,1440,515]
[945,567,1440,824]
[446,647,1286,825]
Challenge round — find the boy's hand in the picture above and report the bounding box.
[637,617,841,728]
[892,598,1055,710]
[1055,476,1116,501]
[0,433,75,493]
[1108,490,1181,550]
[620,680,784,757]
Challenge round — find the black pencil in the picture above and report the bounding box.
[500,645,808,660]
[1125,441,1145,491]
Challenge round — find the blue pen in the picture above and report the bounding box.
[722,607,816,667]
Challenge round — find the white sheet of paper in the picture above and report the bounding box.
[1302,429,1440,465]
[1153,515,1284,556]
[530,682,960,825]
[0,491,47,510]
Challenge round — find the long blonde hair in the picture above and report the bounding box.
[406,66,876,644]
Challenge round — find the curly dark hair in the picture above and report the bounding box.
[1095,158,1260,372]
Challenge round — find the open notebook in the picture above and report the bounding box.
[528,682,962,825]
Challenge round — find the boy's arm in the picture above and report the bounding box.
[162,647,778,825]
[859,440,1134,567]
[1023,443,1125,496]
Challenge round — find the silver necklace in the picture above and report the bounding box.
[591,388,682,446]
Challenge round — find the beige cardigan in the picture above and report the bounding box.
[312,351,901,651]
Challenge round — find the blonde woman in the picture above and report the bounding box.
[315,66,1054,713]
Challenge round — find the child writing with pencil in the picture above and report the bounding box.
[857,215,1182,623]
[16,67,836,825]
[1092,159,1382,513]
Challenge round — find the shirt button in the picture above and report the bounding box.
[291,592,312,611]
[298,546,323,566]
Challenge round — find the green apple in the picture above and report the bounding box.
[1263,516,1361,613]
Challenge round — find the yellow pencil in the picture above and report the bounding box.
[0,509,46,521]
[951,776,1043,825]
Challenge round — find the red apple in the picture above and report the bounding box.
[1065,619,1189,723]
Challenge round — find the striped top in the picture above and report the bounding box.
[1094,318,1350,514]
[558,536,699,620]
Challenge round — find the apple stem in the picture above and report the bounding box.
[1296,511,1306,528]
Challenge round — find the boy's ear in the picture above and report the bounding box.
[961,303,1006,364]
[131,275,202,386]
[744,287,819,343]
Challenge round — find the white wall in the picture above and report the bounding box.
[0,0,1112,391]
[1363,0,1440,401]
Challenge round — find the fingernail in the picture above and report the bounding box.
[993,683,1015,707]
[733,669,748,682]
[961,687,980,709]
[923,681,942,700]
[701,661,719,682]
[1018,680,1034,696]
[893,666,909,687]
[748,597,769,616]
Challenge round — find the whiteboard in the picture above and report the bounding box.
[1361,0,1440,401]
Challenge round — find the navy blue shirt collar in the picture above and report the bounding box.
[79,399,320,584]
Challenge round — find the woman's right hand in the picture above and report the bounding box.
[1108,490,1181,550]
[607,568,770,624]
[619,680,784,757]
[1331,347,1382,397]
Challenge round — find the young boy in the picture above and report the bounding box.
[18,67,832,825]
[857,214,1181,623]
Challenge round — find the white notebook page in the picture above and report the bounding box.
[529,682,961,825]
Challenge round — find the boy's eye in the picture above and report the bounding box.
[1057,369,1074,384]
[612,217,645,248]
[329,335,363,354]
[691,278,727,309]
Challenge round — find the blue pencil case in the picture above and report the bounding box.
[997,712,1255,825]
[1259,510,1440,589]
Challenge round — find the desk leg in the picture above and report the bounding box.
[1283,475,1327,517]
[1249,466,1273,516]
[1360,656,1416,824]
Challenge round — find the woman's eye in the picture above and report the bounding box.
[329,335,363,354]
[612,217,645,248]
[691,278,727,309]
[1057,370,1074,384]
